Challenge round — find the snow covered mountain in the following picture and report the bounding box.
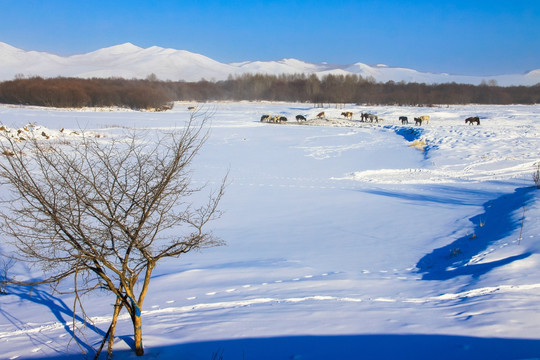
[1,41,539,86]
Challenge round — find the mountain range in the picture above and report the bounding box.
[1,41,539,86]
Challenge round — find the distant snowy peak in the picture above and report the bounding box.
[0,42,539,86]
[526,69,540,77]
[87,42,142,55]
[233,58,330,75]
[0,41,21,53]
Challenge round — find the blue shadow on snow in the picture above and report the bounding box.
[386,125,438,160]
[416,186,537,280]
[1,285,107,356]
[28,334,540,360]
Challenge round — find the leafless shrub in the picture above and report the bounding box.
[533,163,540,189]
[449,247,462,258]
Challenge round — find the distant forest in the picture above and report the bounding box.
[0,74,539,110]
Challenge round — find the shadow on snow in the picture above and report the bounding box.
[416,186,537,280]
[387,125,438,160]
[364,185,497,207]
[27,334,540,360]
[1,285,107,356]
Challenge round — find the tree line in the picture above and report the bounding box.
[0,76,175,110]
[0,74,539,109]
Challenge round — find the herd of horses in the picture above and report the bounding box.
[260,112,482,125]
[260,114,290,123]
[260,111,382,123]
[399,115,430,126]
[322,111,381,122]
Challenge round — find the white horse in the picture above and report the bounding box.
[419,115,430,124]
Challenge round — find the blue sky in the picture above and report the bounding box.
[1,0,539,76]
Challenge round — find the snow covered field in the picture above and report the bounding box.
[1,102,540,359]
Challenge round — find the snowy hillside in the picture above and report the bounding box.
[1,41,540,85]
[0,102,540,359]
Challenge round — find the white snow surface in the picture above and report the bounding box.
[1,102,540,359]
[1,41,540,85]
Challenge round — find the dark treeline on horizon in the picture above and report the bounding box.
[0,74,539,110]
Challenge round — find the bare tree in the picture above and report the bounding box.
[0,111,226,358]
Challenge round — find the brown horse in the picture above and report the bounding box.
[341,111,353,120]
[316,111,325,119]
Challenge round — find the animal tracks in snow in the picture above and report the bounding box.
[154,263,524,313]
[164,282,540,314]
[4,282,540,346]
[468,239,521,266]
[2,270,540,360]
[231,176,354,191]
[185,271,343,300]
[172,267,425,306]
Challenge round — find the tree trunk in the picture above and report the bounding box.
[107,299,123,359]
[133,312,144,356]
[94,297,123,360]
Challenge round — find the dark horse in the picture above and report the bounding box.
[296,115,307,122]
[399,116,408,124]
[360,112,369,122]
[465,116,480,125]
[414,117,422,126]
